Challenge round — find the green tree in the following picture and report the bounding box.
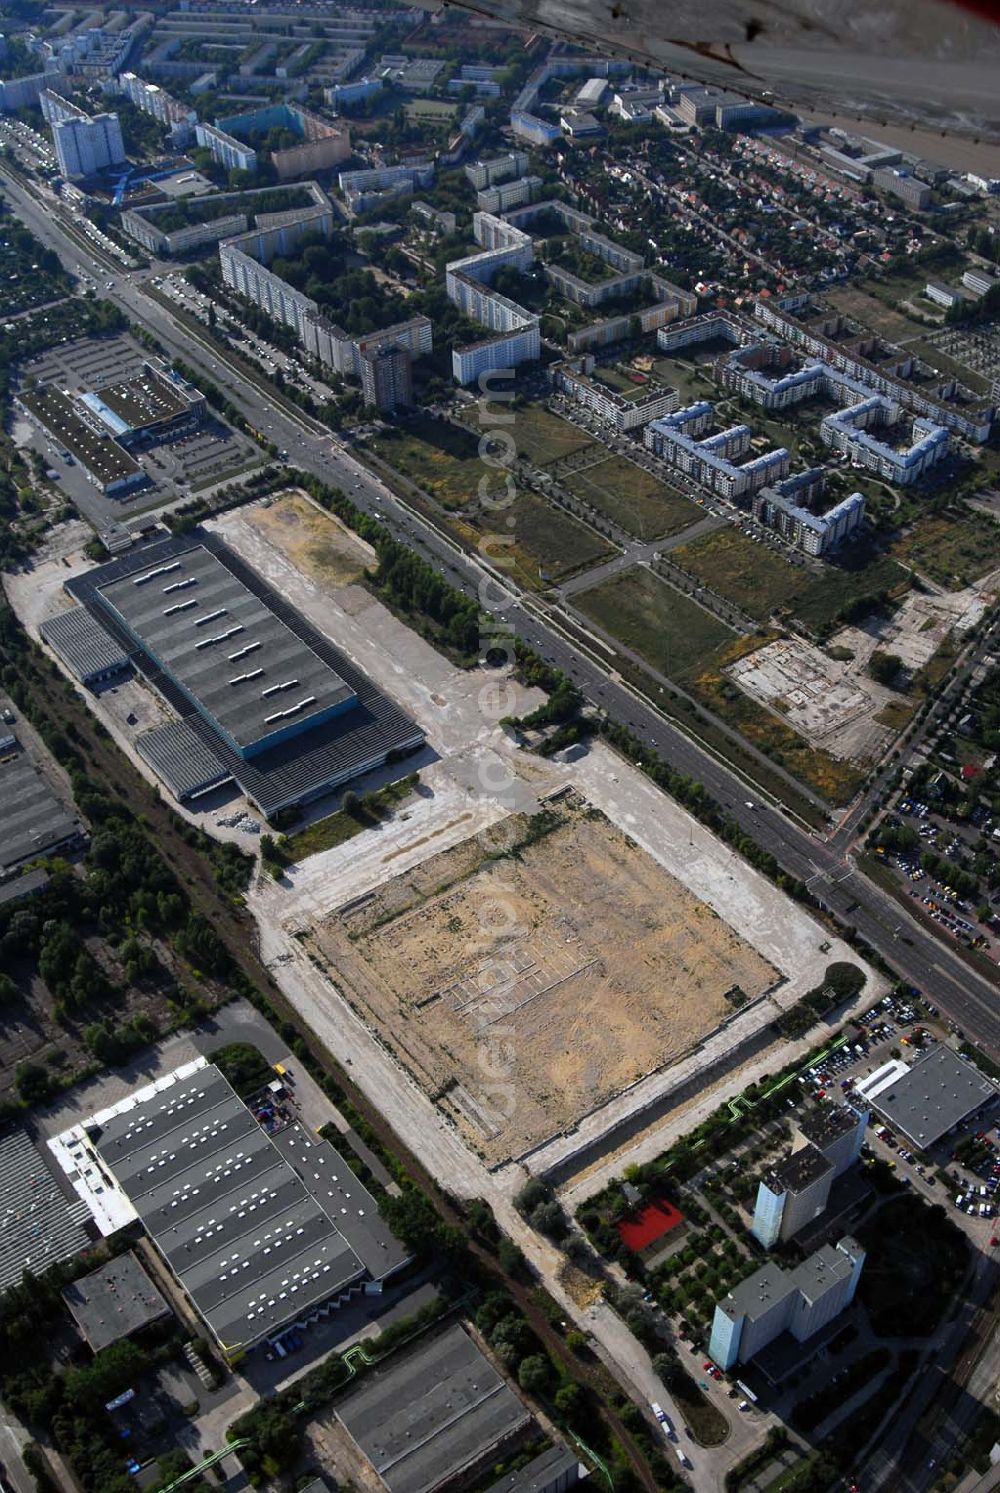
[517,1354,553,1396]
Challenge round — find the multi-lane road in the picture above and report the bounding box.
[4,162,999,1057]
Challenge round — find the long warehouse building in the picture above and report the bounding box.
[59,534,425,817]
[49,1060,411,1363]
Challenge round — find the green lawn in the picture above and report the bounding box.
[369,417,504,510]
[891,508,1000,588]
[500,492,615,586]
[674,527,911,632]
[507,403,597,466]
[672,529,807,621]
[576,567,735,681]
[566,457,703,541]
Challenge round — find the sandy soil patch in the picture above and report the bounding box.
[311,795,777,1166]
[248,489,374,588]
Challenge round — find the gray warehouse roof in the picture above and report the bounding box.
[91,1064,406,1354]
[337,1324,532,1493]
[0,1130,92,1293]
[870,1045,999,1148]
[66,534,425,817]
[489,1444,583,1493]
[40,606,130,684]
[136,720,231,801]
[62,1250,171,1351]
[0,740,83,876]
[94,544,356,756]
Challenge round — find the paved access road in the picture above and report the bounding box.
[4,163,999,1058]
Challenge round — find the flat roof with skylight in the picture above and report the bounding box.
[95,544,357,759]
[865,1045,999,1149]
[53,1060,409,1357]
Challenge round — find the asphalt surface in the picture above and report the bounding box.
[4,163,999,1059]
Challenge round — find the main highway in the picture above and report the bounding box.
[4,163,998,1055]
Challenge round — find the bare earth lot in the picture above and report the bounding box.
[311,796,777,1165]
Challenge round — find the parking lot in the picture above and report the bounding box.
[16,332,262,531]
[873,792,1000,961]
[801,993,1000,1248]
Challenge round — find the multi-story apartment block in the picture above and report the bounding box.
[410,200,456,236]
[0,68,61,111]
[220,203,431,379]
[871,167,931,210]
[118,72,196,146]
[820,398,949,484]
[123,210,249,257]
[360,343,413,413]
[445,213,539,384]
[752,474,865,557]
[751,1103,869,1246]
[339,162,434,196]
[645,403,790,499]
[754,296,994,441]
[195,122,257,174]
[656,310,753,354]
[963,267,998,297]
[477,174,542,215]
[51,109,126,180]
[709,1237,866,1371]
[465,151,531,190]
[325,78,383,110]
[553,358,680,430]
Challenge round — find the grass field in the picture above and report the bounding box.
[510,403,597,466]
[403,98,457,123]
[576,568,736,681]
[576,565,865,803]
[652,355,717,407]
[369,416,504,510]
[565,456,703,540]
[891,508,1000,588]
[498,492,615,586]
[674,528,911,632]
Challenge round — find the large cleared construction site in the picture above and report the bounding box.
[310,793,778,1165]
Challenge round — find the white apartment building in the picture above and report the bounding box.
[645,402,790,500]
[751,1104,869,1247]
[52,111,125,180]
[464,150,529,190]
[446,214,539,384]
[553,359,680,430]
[709,1237,866,1371]
[819,398,949,485]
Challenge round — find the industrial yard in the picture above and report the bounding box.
[310,794,778,1165]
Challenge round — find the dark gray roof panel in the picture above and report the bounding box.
[66,533,425,816]
[337,1324,531,1493]
[135,720,231,800]
[95,544,356,756]
[61,1251,171,1352]
[0,745,83,874]
[871,1046,999,1148]
[40,605,129,682]
[0,1130,91,1293]
[489,1444,582,1493]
